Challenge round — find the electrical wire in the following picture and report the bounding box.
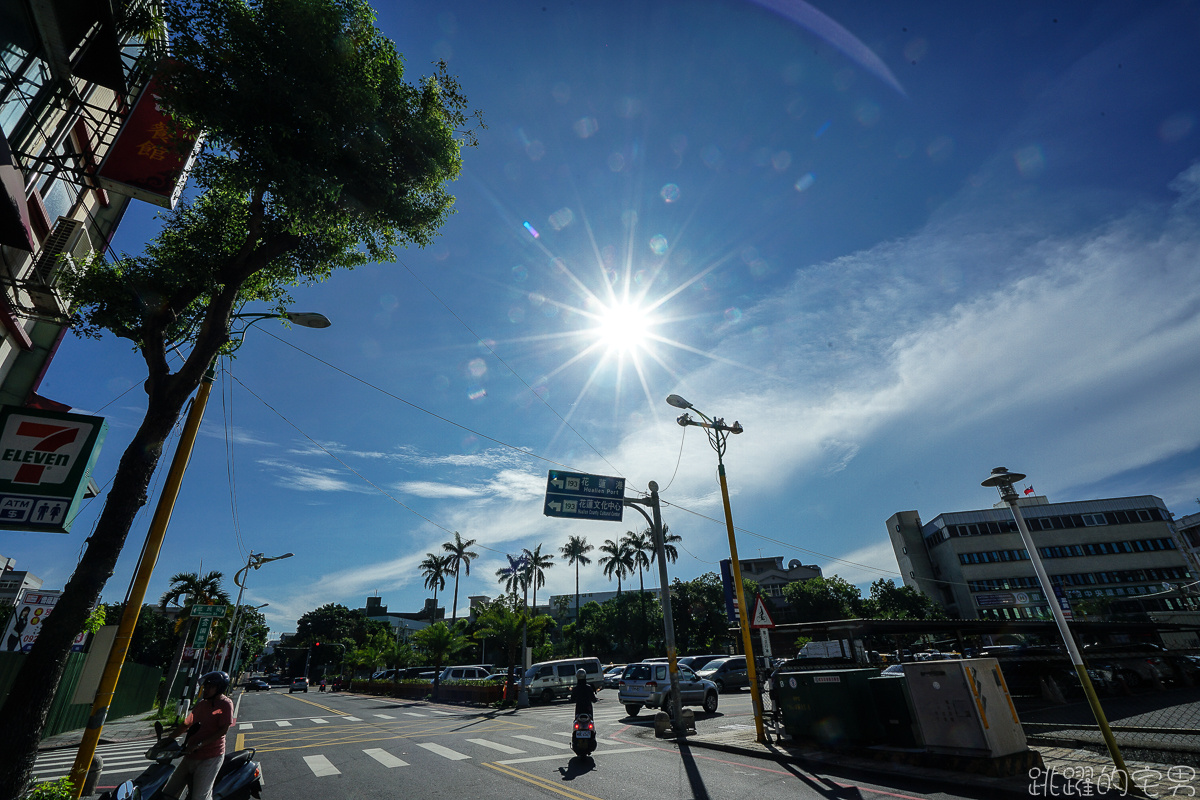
[219,358,248,562]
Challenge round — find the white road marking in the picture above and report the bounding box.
[402,712,426,717]
[312,718,328,724]
[512,735,571,750]
[465,739,526,754]
[240,723,254,730]
[427,710,453,715]
[343,716,363,722]
[364,748,408,767]
[497,747,652,765]
[374,714,395,719]
[275,720,292,727]
[303,754,340,777]
[415,742,471,761]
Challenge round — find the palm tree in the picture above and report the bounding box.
[442,531,478,624]
[623,529,653,657]
[496,554,526,600]
[559,535,593,645]
[652,524,681,565]
[522,544,554,616]
[598,538,633,596]
[419,553,450,624]
[159,571,230,705]
[473,597,552,700]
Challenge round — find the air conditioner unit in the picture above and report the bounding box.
[28,217,93,314]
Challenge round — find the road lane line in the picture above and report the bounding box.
[402,712,426,717]
[427,710,453,715]
[415,742,471,760]
[275,721,292,727]
[363,748,408,767]
[343,716,363,721]
[302,754,340,777]
[374,714,395,719]
[235,733,244,751]
[484,762,604,800]
[465,739,526,754]
[312,718,328,724]
[512,734,571,749]
[240,723,254,730]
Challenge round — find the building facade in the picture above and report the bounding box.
[887,495,1196,622]
[0,553,41,604]
[0,0,163,406]
[736,556,822,598]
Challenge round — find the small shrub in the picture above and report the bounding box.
[24,777,75,800]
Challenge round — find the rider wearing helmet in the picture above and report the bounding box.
[570,667,598,719]
[162,670,234,800]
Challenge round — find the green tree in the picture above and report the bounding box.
[655,525,682,565]
[598,538,634,596]
[782,575,863,622]
[522,544,554,616]
[441,532,478,624]
[862,579,945,620]
[157,571,230,705]
[474,598,552,698]
[559,535,593,653]
[668,573,731,654]
[495,554,526,600]
[412,622,472,694]
[420,553,450,624]
[622,529,653,658]
[102,603,179,671]
[0,0,480,792]
[296,603,360,645]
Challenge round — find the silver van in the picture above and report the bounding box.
[523,657,603,703]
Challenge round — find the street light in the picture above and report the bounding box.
[69,310,327,794]
[982,467,1128,789]
[666,393,765,744]
[220,552,294,673]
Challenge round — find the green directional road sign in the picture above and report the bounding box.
[543,470,625,521]
[192,617,213,648]
[191,604,226,617]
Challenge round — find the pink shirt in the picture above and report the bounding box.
[186,694,234,759]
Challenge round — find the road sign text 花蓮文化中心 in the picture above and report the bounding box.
[544,470,625,522]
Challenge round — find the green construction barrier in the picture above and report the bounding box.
[774,667,882,748]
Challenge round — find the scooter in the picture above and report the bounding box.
[98,721,263,799]
[571,713,597,758]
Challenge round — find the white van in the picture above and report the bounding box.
[523,657,603,703]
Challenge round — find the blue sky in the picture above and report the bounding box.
[8,0,1200,638]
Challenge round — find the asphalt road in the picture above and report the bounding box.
[231,686,990,800]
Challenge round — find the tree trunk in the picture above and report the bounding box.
[451,573,459,625]
[574,563,580,655]
[159,617,194,707]
[0,393,186,798]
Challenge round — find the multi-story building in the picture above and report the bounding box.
[736,556,822,599]
[0,553,41,604]
[0,0,165,406]
[887,494,1196,622]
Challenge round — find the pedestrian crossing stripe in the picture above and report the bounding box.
[416,742,471,761]
[465,739,525,754]
[374,714,395,719]
[363,748,407,768]
[511,735,571,750]
[303,754,340,777]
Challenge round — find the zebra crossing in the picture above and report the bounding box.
[32,740,155,784]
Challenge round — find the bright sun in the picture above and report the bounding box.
[595,301,653,354]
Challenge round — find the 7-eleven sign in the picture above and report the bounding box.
[0,406,107,533]
[750,596,775,629]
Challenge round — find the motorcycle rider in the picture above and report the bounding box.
[161,670,234,800]
[570,668,598,719]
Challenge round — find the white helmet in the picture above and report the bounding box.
[576,668,586,681]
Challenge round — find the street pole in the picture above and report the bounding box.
[983,467,1128,790]
[220,553,291,674]
[67,368,215,795]
[625,482,683,732]
[666,394,766,744]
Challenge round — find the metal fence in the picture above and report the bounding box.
[0,652,162,738]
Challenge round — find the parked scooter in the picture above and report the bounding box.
[98,721,263,799]
[571,713,597,758]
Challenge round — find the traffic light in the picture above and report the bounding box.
[314,641,321,648]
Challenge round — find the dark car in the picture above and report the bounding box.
[244,679,270,691]
[696,656,749,693]
[1082,643,1172,689]
[677,654,726,672]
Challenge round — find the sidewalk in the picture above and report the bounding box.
[680,724,1200,798]
[38,713,161,751]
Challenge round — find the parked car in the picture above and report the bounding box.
[677,654,726,672]
[602,664,627,689]
[438,665,493,682]
[696,656,749,692]
[1082,643,1171,689]
[244,679,270,691]
[289,677,309,693]
[523,657,604,703]
[618,661,718,716]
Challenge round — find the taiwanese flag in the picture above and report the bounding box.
[1024,486,1035,496]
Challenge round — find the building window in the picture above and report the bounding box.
[1082,514,1107,526]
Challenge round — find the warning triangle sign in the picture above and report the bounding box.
[749,596,775,629]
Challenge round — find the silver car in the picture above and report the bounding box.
[617,661,718,716]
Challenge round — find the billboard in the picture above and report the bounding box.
[3,590,87,653]
[0,405,108,533]
[96,69,202,209]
